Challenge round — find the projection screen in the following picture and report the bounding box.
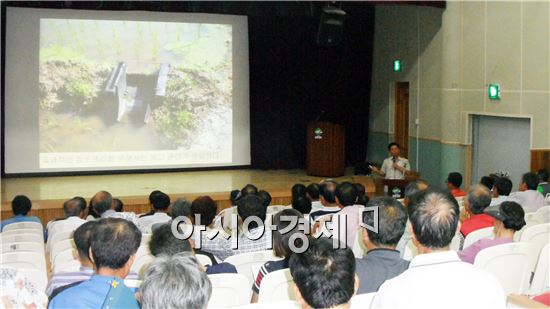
[4,7,250,174]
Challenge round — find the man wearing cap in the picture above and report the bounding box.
[49,218,141,309]
[459,201,526,264]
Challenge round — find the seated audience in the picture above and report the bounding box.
[252,209,304,302]
[0,195,42,231]
[230,189,241,206]
[191,196,231,261]
[354,182,370,206]
[46,196,86,242]
[140,253,212,309]
[331,182,361,248]
[85,202,100,220]
[49,218,142,308]
[446,172,466,197]
[241,184,259,198]
[372,189,505,308]
[459,201,526,263]
[0,267,48,308]
[538,168,550,197]
[490,177,515,206]
[257,190,272,208]
[151,197,191,232]
[510,172,546,212]
[149,224,236,274]
[306,183,323,212]
[291,195,312,216]
[461,184,494,237]
[91,190,140,226]
[309,180,339,221]
[138,190,171,232]
[480,175,496,191]
[395,179,429,255]
[47,221,139,298]
[113,198,124,212]
[290,237,358,309]
[291,183,307,201]
[356,197,409,294]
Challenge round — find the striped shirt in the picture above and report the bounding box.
[252,259,288,294]
[45,266,139,296]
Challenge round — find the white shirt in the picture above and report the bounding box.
[310,201,324,213]
[331,205,363,249]
[381,156,410,180]
[46,216,87,251]
[138,212,171,233]
[509,190,546,213]
[489,195,518,207]
[372,250,506,308]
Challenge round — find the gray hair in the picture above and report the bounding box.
[467,184,492,215]
[171,198,192,219]
[140,253,212,309]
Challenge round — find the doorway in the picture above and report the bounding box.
[394,82,409,157]
[471,115,531,188]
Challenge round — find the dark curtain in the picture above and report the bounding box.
[249,4,375,169]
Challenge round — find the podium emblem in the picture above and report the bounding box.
[314,127,323,140]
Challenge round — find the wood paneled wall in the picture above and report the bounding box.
[531,150,550,172]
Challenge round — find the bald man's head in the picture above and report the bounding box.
[63,197,86,218]
[91,191,113,215]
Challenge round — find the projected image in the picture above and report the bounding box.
[38,19,232,156]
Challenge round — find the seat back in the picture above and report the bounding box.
[2,221,43,232]
[124,279,142,289]
[350,292,377,308]
[195,254,213,267]
[519,223,550,255]
[2,228,43,237]
[535,206,550,223]
[267,205,291,214]
[131,246,154,278]
[257,269,295,303]
[474,242,538,294]
[208,273,252,308]
[352,228,367,258]
[18,268,48,293]
[0,242,44,254]
[1,251,46,273]
[224,251,282,285]
[463,226,494,249]
[530,241,550,295]
[1,233,44,244]
[402,238,418,261]
[47,230,73,253]
[50,238,75,262]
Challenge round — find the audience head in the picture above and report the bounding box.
[229,190,241,206]
[87,202,100,219]
[73,221,98,264]
[403,179,429,207]
[538,169,549,183]
[112,198,124,212]
[149,190,171,211]
[335,182,358,207]
[291,184,307,200]
[140,253,212,309]
[292,196,312,215]
[91,191,113,216]
[520,172,540,191]
[466,184,492,215]
[290,237,357,309]
[408,189,460,250]
[149,223,192,257]
[11,195,32,216]
[257,190,272,208]
[362,197,407,249]
[237,194,266,230]
[494,177,513,197]
[485,201,526,235]
[171,198,192,219]
[480,176,495,191]
[63,196,86,218]
[273,209,304,259]
[306,183,320,201]
[319,180,338,205]
[388,142,401,157]
[191,196,217,227]
[446,172,463,190]
[240,184,258,198]
[353,183,369,206]
[90,218,141,275]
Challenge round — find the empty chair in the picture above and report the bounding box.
[1,251,46,274]
[519,223,550,255]
[463,226,494,249]
[208,273,252,308]
[224,251,283,285]
[529,242,550,295]
[474,242,538,294]
[47,230,73,253]
[350,292,377,308]
[0,242,44,254]
[257,269,295,303]
[534,206,550,223]
[2,228,43,237]
[2,221,43,232]
[50,238,75,262]
[1,233,43,244]
[17,268,48,293]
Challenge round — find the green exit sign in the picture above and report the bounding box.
[393,60,402,72]
[488,84,501,100]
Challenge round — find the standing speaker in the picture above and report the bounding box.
[316,6,346,47]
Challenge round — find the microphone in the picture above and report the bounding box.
[392,157,397,164]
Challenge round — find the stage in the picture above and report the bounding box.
[1,168,377,224]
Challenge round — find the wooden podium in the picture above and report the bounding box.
[383,179,409,199]
[306,121,345,177]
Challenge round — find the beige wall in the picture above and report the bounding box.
[370,2,550,148]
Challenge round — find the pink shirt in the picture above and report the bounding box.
[458,237,513,264]
[331,205,362,249]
